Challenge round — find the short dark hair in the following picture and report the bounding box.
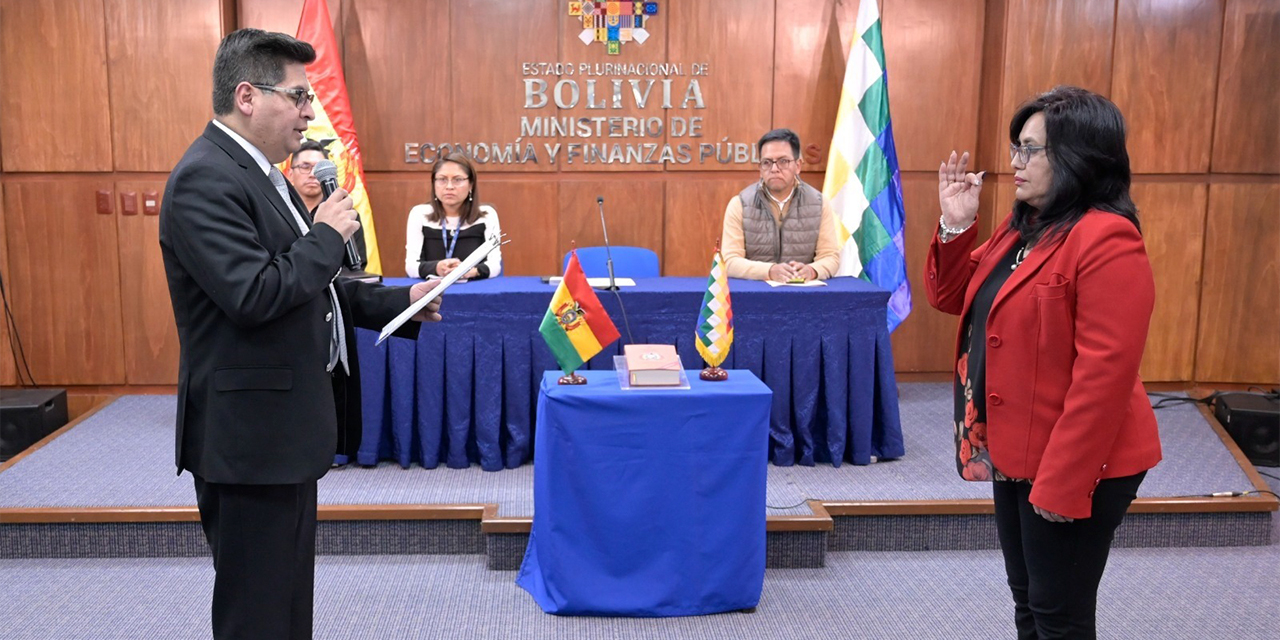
[292,139,329,162]
[757,128,801,158]
[1009,86,1139,244]
[212,28,316,116]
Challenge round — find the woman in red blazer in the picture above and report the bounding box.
[925,86,1161,639]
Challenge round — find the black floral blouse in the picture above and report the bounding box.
[954,238,1027,482]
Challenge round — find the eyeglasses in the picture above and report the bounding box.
[433,176,470,187]
[759,158,796,171]
[289,162,317,173]
[251,84,314,109]
[1009,143,1049,164]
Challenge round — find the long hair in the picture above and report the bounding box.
[428,152,483,225]
[1009,86,1139,245]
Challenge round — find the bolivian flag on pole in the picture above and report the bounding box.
[695,249,733,367]
[286,0,383,274]
[822,0,911,332]
[540,252,621,375]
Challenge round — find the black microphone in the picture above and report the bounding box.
[595,195,634,345]
[312,160,363,270]
[597,195,617,292]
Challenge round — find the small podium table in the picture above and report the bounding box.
[516,370,772,616]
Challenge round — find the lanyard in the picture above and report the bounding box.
[440,216,462,260]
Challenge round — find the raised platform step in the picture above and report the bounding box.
[2,389,1274,569]
[2,495,1271,570]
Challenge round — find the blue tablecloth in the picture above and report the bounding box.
[355,276,903,470]
[516,370,770,616]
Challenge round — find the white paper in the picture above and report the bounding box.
[376,235,503,345]
[545,276,637,288]
[765,279,828,287]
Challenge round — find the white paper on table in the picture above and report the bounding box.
[765,279,828,287]
[544,276,637,287]
[376,235,504,345]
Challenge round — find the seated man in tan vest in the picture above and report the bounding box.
[720,128,841,282]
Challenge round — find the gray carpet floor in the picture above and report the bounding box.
[0,385,1258,518]
[1,535,1276,639]
[2,390,1276,638]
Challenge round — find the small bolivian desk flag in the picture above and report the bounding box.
[695,243,733,381]
[540,249,621,384]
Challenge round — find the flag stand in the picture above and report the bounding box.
[699,366,727,382]
[558,372,587,385]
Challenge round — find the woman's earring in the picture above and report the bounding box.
[467,192,473,201]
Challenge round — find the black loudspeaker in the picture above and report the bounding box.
[0,388,69,462]
[1214,393,1280,468]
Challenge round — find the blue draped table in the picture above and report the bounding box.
[516,370,770,616]
[355,276,903,470]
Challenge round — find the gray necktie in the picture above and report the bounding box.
[269,166,349,374]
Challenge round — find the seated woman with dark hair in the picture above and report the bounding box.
[404,152,502,279]
[926,85,1161,639]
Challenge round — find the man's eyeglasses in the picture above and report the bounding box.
[1009,143,1048,164]
[251,84,314,109]
[759,157,796,171]
[434,176,470,187]
[289,162,317,173]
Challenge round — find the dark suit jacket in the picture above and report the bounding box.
[160,122,418,485]
[925,210,1162,519]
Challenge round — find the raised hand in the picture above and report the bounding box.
[938,150,984,230]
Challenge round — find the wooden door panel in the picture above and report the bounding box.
[2,179,125,384]
[0,0,112,171]
[117,180,179,384]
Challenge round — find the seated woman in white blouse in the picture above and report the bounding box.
[404,152,502,279]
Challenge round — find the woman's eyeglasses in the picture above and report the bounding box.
[434,176,470,187]
[1009,143,1048,164]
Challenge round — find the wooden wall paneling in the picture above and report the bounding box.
[1211,0,1280,174]
[1195,183,1280,384]
[554,0,668,173]
[1111,0,1223,174]
[482,180,559,276]
[237,0,341,37]
[116,180,179,384]
[667,0,774,172]
[0,0,112,172]
[663,175,754,277]
[343,0,450,171]
[558,180,666,269]
[0,186,13,386]
[451,0,556,174]
[363,178,429,279]
[1131,182,1206,381]
[106,0,224,172]
[989,177,1018,235]
[772,0,858,172]
[995,0,1116,174]
[976,0,1010,173]
[2,180,125,384]
[881,0,985,172]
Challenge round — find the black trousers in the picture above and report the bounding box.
[992,472,1145,640]
[194,475,318,640]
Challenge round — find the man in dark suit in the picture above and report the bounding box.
[159,28,442,639]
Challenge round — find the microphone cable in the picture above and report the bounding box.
[609,286,635,346]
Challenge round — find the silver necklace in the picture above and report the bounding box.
[1011,244,1031,270]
